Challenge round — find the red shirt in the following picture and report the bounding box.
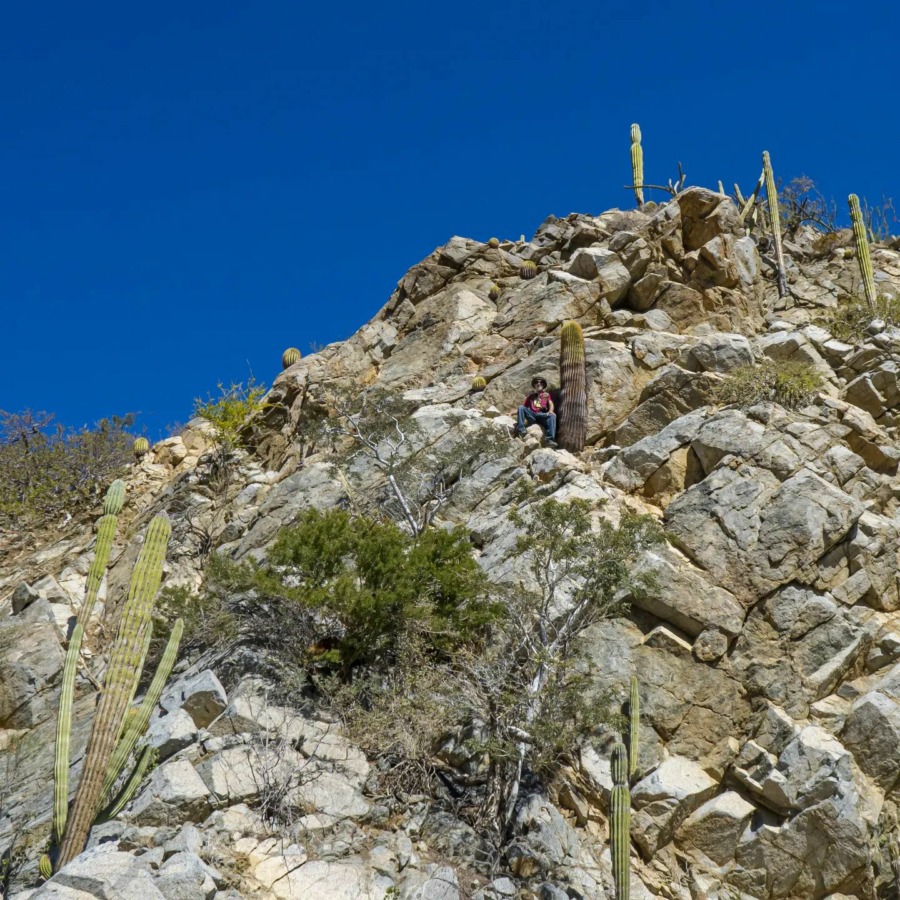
[524,391,552,413]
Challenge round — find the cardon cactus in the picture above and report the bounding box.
[488,283,501,301]
[762,151,788,298]
[56,513,172,869]
[132,437,150,457]
[471,376,487,392]
[557,321,587,452]
[628,675,640,778]
[487,237,500,249]
[282,347,302,369]
[520,260,538,280]
[848,194,877,309]
[103,479,125,515]
[630,124,644,208]
[610,740,632,900]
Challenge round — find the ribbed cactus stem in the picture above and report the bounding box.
[558,321,587,453]
[39,854,53,881]
[102,480,126,516]
[470,376,487,393]
[610,741,631,900]
[132,437,150,457]
[630,124,644,208]
[100,746,157,822]
[52,623,83,846]
[628,676,640,778]
[762,151,788,298]
[80,514,118,627]
[102,620,183,802]
[56,513,171,869]
[849,194,877,309]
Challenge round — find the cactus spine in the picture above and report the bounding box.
[520,260,538,279]
[628,676,640,778]
[282,347,302,369]
[132,437,150,458]
[630,124,644,208]
[471,376,487,392]
[610,740,631,900]
[848,194,877,309]
[558,321,587,453]
[762,151,788,298]
[57,513,172,869]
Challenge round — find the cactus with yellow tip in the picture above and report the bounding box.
[558,321,587,452]
[39,854,53,881]
[610,740,631,900]
[282,347,302,369]
[471,376,487,392]
[56,513,172,869]
[630,124,644,208]
[488,283,501,301]
[762,151,788,298]
[520,260,538,280]
[132,437,149,458]
[848,194,877,309]
[487,237,500,249]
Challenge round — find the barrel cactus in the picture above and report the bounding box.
[487,237,500,248]
[520,260,538,280]
[488,283,501,301]
[282,347,302,369]
[132,437,149,457]
[557,321,587,452]
[471,376,487,392]
[848,194,877,309]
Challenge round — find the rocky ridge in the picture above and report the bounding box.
[2,187,900,899]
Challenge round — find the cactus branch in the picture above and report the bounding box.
[849,193,877,309]
[99,746,157,822]
[610,740,631,900]
[630,124,644,208]
[628,676,640,778]
[762,152,788,297]
[52,624,83,846]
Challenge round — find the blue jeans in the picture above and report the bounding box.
[517,406,556,440]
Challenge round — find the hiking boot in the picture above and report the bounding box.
[546,440,558,449]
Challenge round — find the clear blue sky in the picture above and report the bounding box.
[3,1,898,439]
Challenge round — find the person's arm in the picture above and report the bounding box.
[547,395,555,414]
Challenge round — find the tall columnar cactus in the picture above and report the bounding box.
[630,124,644,208]
[52,480,125,848]
[628,676,640,778]
[849,194,877,309]
[56,513,172,869]
[558,321,587,452]
[132,437,150,458]
[610,741,632,900]
[762,151,788,298]
[282,347,302,369]
[520,260,538,280]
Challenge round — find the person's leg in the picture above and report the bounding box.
[517,406,536,434]
[545,413,557,441]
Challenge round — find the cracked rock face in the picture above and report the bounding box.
[4,193,900,899]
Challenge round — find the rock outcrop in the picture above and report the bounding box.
[3,187,900,899]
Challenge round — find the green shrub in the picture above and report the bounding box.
[822,293,900,345]
[193,377,268,453]
[0,410,134,529]
[715,359,823,410]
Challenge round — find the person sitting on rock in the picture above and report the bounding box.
[515,376,557,447]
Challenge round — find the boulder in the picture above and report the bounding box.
[160,670,227,728]
[154,852,220,900]
[839,691,900,791]
[126,759,211,826]
[675,791,755,865]
[35,844,163,900]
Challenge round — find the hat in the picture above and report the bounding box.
[531,376,547,388]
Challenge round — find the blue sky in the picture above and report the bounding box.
[3,0,898,438]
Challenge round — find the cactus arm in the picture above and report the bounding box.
[610,740,632,900]
[557,321,587,453]
[39,854,53,881]
[98,746,157,822]
[80,514,118,628]
[56,514,171,869]
[849,193,877,309]
[102,480,126,516]
[739,169,765,223]
[52,624,83,846]
[762,152,788,297]
[102,619,183,802]
[628,676,640,778]
[630,124,644,208]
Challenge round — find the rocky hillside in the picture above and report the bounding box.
[2,187,900,899]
